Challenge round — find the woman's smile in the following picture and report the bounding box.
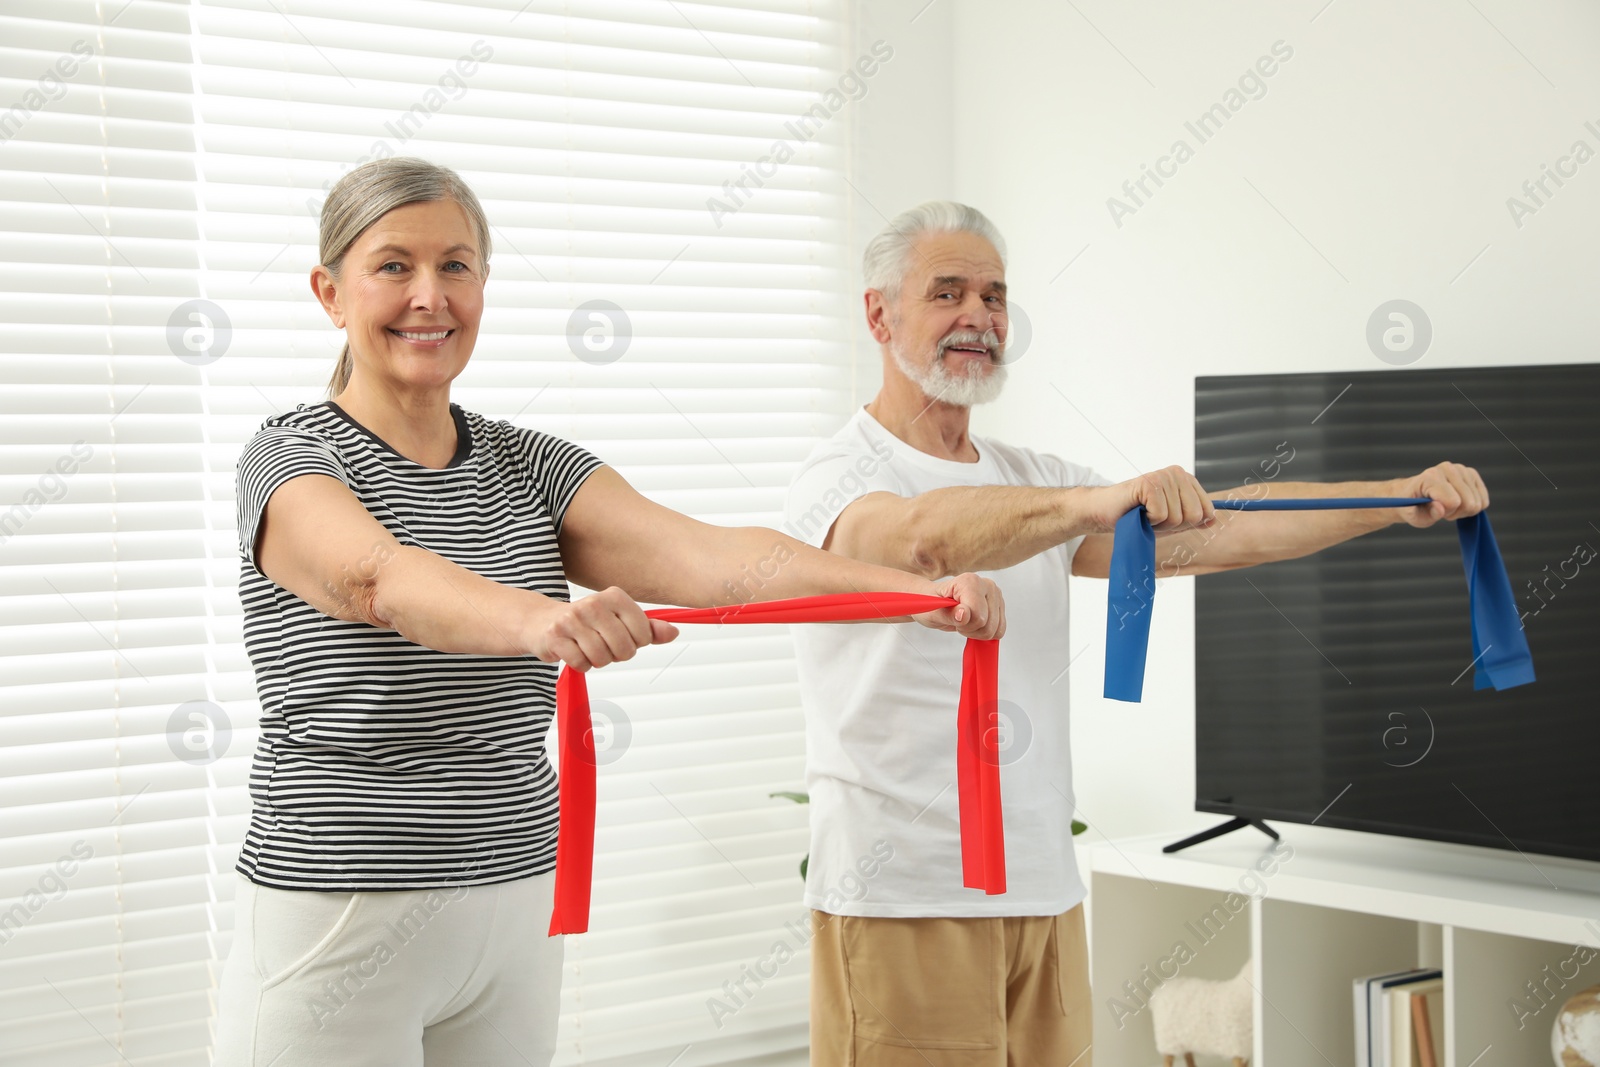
[388,326,456,347]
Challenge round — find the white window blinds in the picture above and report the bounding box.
[1,3,224,1066]
[1,1,854,1063]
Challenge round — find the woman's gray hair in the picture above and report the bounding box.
[317,157,493,397]
[861,201,1006,302]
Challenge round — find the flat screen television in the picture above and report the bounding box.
[1193,362,1599,864]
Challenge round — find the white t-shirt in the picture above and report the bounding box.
[784,407,1113,917]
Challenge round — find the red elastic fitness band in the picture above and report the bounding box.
[548,592,1005,936]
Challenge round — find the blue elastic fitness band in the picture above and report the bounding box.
[1104,497,1537,702]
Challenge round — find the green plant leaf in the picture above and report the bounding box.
[768,790,810,805]
[800,854,808,880]
[1071,820,1087,836]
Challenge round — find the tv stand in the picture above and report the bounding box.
[1085,824,1600,1066]
[1163,815,1279,854]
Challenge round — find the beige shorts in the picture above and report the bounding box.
[809,903,1092,1066]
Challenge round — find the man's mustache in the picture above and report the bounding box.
[937,330,1000,362]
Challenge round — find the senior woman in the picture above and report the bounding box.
[213,156,1004,1067]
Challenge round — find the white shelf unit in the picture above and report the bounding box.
[1086,825,1600,1067]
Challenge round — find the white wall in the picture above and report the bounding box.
[852,0,1600,846]
[845,0,953,402]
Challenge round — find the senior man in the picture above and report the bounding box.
[784,201,1491,1065]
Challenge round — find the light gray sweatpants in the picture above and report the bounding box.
[213,872,563,1067]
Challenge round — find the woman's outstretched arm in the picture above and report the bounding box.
[255,472,678,669]
[557,467,1005,640]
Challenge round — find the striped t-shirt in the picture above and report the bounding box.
[233,400,602,891]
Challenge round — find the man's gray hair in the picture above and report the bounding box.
[862,201,1007,301]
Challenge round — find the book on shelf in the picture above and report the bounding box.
[1352,967,1441,1067]
[1390,977,1444,1067]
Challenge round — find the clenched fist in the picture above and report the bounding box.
[522,586,679,671]
[915,571,1006,640]
[1084,465,1216,534]
[1391,462,1490,527]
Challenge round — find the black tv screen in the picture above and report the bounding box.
[1193,363,1599,864]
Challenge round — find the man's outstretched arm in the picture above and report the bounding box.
[1069,461,1491,579]
[824,466,1215,577]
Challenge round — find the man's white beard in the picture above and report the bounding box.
[891,331,1008,408]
